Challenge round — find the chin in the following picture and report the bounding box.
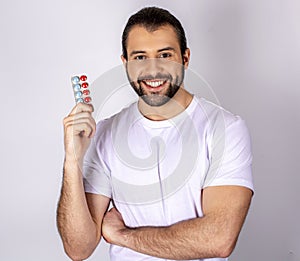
[141,94,171,107]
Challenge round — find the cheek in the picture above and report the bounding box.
[126,60,145,81]
[160,59,183,71]
[126,59,184,80]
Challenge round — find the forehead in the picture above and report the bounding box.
[126,25,180,52]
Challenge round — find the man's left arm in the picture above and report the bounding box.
[102,185,252,260]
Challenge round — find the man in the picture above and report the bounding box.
[57,7,253,261]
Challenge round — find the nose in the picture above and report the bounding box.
[143,58,164,77]
[127,58,170,82]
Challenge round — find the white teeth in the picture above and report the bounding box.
[145,80,164,88]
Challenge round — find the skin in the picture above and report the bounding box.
[57,103,111,260]
[122,25,193,121]
[102,186,252,259]
[57,24,253,260]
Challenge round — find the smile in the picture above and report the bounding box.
[143,80,166,89]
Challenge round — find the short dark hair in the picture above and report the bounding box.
[122,7,187,60]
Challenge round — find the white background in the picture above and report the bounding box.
[0,0,299,260]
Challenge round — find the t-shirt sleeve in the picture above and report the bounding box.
[203,116,254,191]
[82,126,112,198]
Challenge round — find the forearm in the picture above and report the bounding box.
[119,212,236,260]
[102,188,251,260]
[57,159,99,260]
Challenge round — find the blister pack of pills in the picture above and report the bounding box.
[71,75,92,104]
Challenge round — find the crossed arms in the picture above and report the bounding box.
[102,186,252,259]
[57,164,252,260]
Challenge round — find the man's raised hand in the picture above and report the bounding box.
[63,103,96,166]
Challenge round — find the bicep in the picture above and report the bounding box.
[86,193,111,241]
[201,185,253,244]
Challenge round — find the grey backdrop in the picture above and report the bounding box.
[0,0,299,260]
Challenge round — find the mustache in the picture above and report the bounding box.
[137,73,172,83]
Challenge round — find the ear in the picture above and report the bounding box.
[182,48,191,69]
[121,55,127,65]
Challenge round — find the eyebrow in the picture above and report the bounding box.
[129,50,146,56]
[158,47,176,52]
[129,47,176,57]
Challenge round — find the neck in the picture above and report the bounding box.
[138,88,193,121]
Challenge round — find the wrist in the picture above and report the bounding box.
[64,150,84,164]
[118,227,132,248]
[63,157,83,174]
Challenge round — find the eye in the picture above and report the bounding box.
[134,55,147,60]
[159,52,172,59]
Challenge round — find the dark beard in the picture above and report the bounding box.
[138,78,179,107]
[126,65,185,107]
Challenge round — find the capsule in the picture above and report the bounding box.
[71,76,80,84]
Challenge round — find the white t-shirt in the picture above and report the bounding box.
[83,96,253,261]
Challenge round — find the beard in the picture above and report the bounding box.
[126,64,185,107]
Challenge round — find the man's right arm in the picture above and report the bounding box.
[57,103,110,260]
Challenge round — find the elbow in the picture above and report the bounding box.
[58,225,101,260]
[216,237,237,258]
[64,244,94,261]
[218,245,234,259]
[67,253,90,261]
[62,237,99,261]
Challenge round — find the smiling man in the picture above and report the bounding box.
[57,7,253,261]
[123,25,188,109]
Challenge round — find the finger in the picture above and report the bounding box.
[68,102,94,116]
[110,208,123,218]
[65,118,96,138]
[65,119,95,138]
[64,111,95,124]
[65,121,94,138]
[64,113,96,137]
[109,207,116,213]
